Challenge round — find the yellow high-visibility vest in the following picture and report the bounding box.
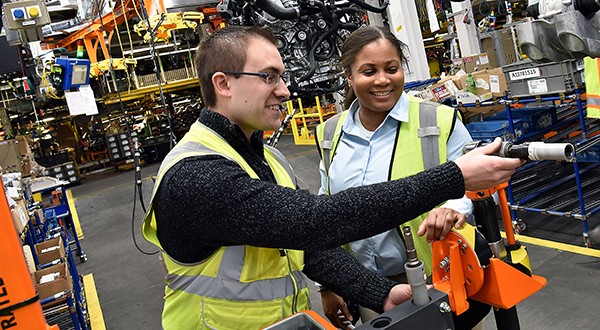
[143,121,309,330]
[584,57,600,119]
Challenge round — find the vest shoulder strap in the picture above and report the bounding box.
[416,100,442,170]
[318,112,344,173]
[265,145,297,187]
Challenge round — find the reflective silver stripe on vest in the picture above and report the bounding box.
[265,145,297,187]
[588,98,600,107]
[158,141,236,177]
[166,245,307,301]
[161,137,296,188]
[320,113,343,174]
[417,101,441,170]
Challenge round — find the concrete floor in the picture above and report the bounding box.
[69,134,600,329]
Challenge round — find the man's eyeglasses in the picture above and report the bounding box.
[220,71,289,86]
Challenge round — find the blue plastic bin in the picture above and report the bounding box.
[466,119,530,141]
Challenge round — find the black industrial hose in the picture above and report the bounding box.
[347,0,389,13]
[131,177,159,255]
[526,3,540,18]
[298,20,358,83]
[574,0,600,19]
[254,0,322,20]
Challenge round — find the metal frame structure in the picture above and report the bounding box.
[502,87,600,245]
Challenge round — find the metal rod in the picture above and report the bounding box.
[401,227,429,306]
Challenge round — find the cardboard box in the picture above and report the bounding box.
[23,245,36,274]
[429,76,462,101]
[0,137,34,175]
[457,104,506,123]
[14,135,32,156]
[451,58,465,73]
[10,198,29,234]
[459,68,508,99]
[455,91,493,105]
[33,262,72,302]
[462,53,493,73]
[0,140,21,173]
[31,208,45,226]
[34,237,66,266]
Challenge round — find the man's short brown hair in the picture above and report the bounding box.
[194,26,279,107]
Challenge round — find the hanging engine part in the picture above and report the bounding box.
[516,0,600,62]
[217,0,389,97]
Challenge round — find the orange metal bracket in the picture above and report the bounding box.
[434,182,547,314]
[432,228,485,315]
[471,259,547,309]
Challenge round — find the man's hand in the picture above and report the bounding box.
[320,290,354,330]
[418,208,466,242]
[382,284,413,312]
[455,137,525,191]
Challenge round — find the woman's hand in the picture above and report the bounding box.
[418,207,466,242]
[320,290,354,330]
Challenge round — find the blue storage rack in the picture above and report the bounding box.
[459,83,600,245]
[24,180,90,329]
[500,87,600,246]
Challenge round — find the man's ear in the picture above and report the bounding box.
[212,72,232,98]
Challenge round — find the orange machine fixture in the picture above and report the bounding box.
[0,183,59,329]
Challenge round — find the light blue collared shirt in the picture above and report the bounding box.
[318,93,473,276]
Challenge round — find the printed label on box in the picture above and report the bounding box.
[443,80,460,95]
[509,68,541,81]
[432,86,451,100]
[456,92,479,104]
[17,205,28,227]
[528,78,548,94]
[489,75,500,93]
[479,54,489,65]
[475,78,490,90]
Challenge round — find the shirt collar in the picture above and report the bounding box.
[342,92,409,132]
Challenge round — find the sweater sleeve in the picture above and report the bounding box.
[303,247,396,313]
[154,155,465,263]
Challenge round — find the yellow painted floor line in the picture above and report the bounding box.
[501,231,600,258]
[83,274,106,330]
[66,189,84,240]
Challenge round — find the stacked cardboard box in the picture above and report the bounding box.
[32,262,73,302]
[10,198,29,235]
[0,136,35,176]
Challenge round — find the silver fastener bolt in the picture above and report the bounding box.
[439,301,452,313]
[439,257,450,269]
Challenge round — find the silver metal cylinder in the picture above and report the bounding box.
[527,142,574,161]
[489,240,507,259]
[402,227,430,306]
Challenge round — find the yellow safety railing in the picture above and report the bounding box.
[287,95,337,145]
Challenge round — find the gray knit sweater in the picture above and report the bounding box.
[154,108,465,312]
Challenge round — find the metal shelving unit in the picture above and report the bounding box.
[23,179,90,329]
[501,87,600,246]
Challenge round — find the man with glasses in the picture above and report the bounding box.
[143,26,523,330]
